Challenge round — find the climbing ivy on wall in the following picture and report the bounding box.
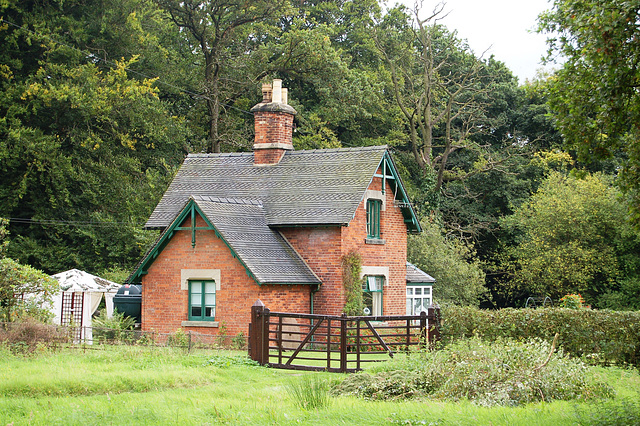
[342,250,363,316]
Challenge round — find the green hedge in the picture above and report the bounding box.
[440,306,640,366]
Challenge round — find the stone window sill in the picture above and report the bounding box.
[365,238,385,245]
[181,320,219,328]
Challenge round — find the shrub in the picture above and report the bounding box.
[0,318,70,353]
[92,309,136,343]
[166,328,190,349]
[0,258,58,323]
[560,294,587,309]
[332,337,614,406]
[216,322,228,347]
[232,332,246,350]
[440,306,640,366]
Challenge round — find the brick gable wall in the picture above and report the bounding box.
[141,214,310,337]
[342,174,407,315]
[281,171,408,316]
[279,226,344,315]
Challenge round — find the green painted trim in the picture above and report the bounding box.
[366,199,381,239]
[188,280,217,321]
[380,152,422,233]
[128,198,262,286]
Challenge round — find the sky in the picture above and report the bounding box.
[396,0,556,82]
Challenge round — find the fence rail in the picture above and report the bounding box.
[248,301,441,373]
[0,322,243,352]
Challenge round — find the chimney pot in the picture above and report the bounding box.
[272,79,282,103]
[261,83,272,103]
[250,79,297,166]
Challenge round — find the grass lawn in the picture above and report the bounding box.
[0,344,638,425]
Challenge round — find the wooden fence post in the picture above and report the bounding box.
[339,313,348,373]
[419,311,428,349]
[427,305,441,348]
[250,300,270,365]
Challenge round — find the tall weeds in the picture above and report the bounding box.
[286,374,331,410]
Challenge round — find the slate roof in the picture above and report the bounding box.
[128,145,422,285]
[126,196,321,285]
[193,196,321,285]
[406,262,436,284]
[147,146,404,229]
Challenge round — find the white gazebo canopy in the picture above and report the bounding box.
[50,269,121,334]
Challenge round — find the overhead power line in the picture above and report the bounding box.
[8,217,146,228]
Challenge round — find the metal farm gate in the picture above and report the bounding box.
[248,300,441,373]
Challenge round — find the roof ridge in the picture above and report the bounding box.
[191,195,263,207]
[286,145,388,155]
[188,152,252,158]
[186,145,388,159]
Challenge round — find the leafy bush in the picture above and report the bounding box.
[91,309,136,343]
[560,294,587,309]
[440,306,640,366]
[332,337,614,406]
[166,328,190,349]
[232,332,246,350]
[0,258,58,323]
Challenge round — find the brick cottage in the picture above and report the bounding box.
[126,79,435,337]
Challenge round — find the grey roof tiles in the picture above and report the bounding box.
[193,197,320,285]
[406,262,436,284]
[146,146,388,229]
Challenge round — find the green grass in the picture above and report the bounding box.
[0,344,638,425]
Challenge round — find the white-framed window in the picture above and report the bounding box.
[189,280,216,321]
[363,275,384,316]
[406,285,432,315]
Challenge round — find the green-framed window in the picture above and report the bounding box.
[366,199,381,239]
[406,285,432,315]
[362,275,383,316]
[189,280,216,321]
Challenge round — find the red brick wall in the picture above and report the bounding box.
[281,172,408,316]
[254,148,286,165]
[141,214,310,337]
[253,110,293,165]
[342,174,408,315]
[280,226,344,315]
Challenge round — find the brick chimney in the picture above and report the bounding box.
[250,79,297,165]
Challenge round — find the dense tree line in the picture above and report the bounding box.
[1,0,638,309]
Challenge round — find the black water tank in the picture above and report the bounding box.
[113,284,142,323]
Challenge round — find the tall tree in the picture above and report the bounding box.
[538,0,640,225]
[154,0,289,153]
[373,4,518,195]
[0,0,188,274]
[498,171,640,308]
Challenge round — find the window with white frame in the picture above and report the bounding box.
[362,275,384,316]
[189,280,216,321]
[406,285,432,315]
